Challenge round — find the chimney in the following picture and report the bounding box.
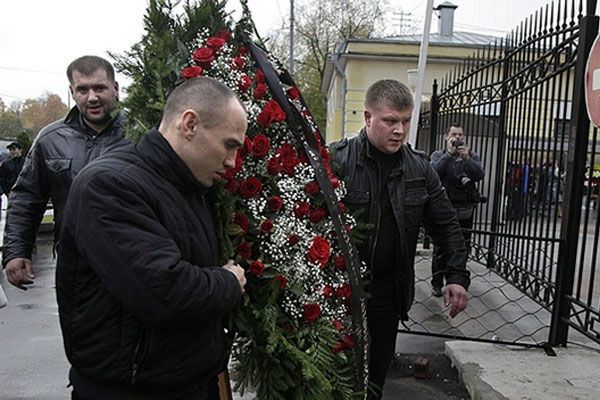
[435,1,458,37]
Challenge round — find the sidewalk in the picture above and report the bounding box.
[1,235,600,399]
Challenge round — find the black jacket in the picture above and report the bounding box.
[330,130,470,319]
[56,129,242,398]
[430,148,484,206]
[2,107,127,265]
[0,155,25,194]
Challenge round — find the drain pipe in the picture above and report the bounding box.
[331,53,348,140]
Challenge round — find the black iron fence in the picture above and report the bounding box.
[410,0,600,347]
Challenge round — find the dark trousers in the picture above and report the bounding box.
[71,376,220,400]
[431,213,473,288]
[366,296,400,400]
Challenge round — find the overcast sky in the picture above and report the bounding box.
[0,0,574,107]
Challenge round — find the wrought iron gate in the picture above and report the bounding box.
[409,0,600,348]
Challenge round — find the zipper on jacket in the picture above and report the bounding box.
[130,330,147,384]
[369,160,382,269]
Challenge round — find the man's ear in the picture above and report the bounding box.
[364,110,372,127]
[180,109,199,140]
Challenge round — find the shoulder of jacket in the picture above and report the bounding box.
[34,119,80,146]
[406,145,431,161]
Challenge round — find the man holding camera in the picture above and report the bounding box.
[430,123,484,297]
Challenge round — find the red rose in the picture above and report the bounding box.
[267,196,284,212]
[235,153,244,171]
[232,56,245,70]
[287,86,301,100]
[257,100,286,129]
[239,177,263,198]
[253,82,268,100]
[302,303,321,323]
[236,241,252,260]
[329,176,340,189]
[332,319,344,330]
[260,219,273,233]
[252,133,270,158]
[238,136,253,159]
[238,75,252,92]
[180,65,203,79]
[333,255,346,270]
[234,212,249,233]
[322,285,334,298]
[333,342,346,353]
[338,201,347,214]
[255,69,266,83]
[266,156,282,175]
[249,260,266,276]
[216,29,231,42]
[192,47,214,67]
[276,144,296,158]
[224,178,239,193]
[304,180,320,196]
[238,46,249,56]
[335,284,351,300]
[343,334,354,349]
[288,234,300,245]
[294,201,310,218]
[298,151,309,164]
[275,274,288,289]
[308,207,327,224]
[320,147,330,162]
[206,37,226,49]
[281,154,298,176]
[307,236,330,267]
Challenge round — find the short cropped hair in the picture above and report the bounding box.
[445,122,463,134]
[161,77,244,129]
[364,79,414,112]
[67,56,116,84]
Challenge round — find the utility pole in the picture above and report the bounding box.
[289,0,295,76]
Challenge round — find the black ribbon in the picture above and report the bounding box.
[243,34,369,395]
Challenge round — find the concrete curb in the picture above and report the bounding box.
[445,345,509,400]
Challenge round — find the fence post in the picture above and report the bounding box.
[549,2,599,347]
[429,79,439,155]
[486,38,512,271]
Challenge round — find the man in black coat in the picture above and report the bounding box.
[330,79,469,399]
[0,141,25,196]
[57,77,247,399]
[3,55,128,290]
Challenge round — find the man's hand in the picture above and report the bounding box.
[456,143,470,160]
[222,259,247,294]
[444,283,467,318]
[5,258,34,290]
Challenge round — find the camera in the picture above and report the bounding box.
[453,139,465,148]
[457,174,487,203]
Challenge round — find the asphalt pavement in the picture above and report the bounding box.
[1,231,600,399]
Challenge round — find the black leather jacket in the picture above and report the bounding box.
[2,107,127,265]
[330,130,470,319]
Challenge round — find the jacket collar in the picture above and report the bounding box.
[64,106,125,137]
[136,128,207,195]
[357,128,405,175]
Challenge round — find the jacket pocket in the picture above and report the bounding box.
[404,186,427,230]
[344,190,370,207]
[45,158,72,190]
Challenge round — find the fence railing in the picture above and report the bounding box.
[411,0,600,347]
